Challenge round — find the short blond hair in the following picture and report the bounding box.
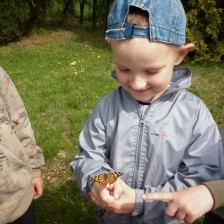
[126,6,149,27]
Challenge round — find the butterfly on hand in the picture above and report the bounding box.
[92,172,123,186]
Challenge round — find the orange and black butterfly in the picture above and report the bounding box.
[93,172,123,186]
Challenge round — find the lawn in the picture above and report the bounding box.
[0,28,223,224]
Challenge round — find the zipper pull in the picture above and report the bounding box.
[140,117,144,126]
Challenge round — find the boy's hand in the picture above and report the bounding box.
[105,178,135,214]
[105,177,124,200]
[32,176,44,199]
[89,177,135,214]
[89,182,117,208]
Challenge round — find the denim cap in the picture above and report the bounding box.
[106,0,186,45]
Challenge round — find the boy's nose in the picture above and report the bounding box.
[130,77,147,90]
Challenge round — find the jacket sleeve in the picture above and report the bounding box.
[203,124,224,209]
[203,180,224,209]
[132,113,224,218]
[0,68,45,178]
[70,101,113,197]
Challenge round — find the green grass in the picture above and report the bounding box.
[0,28,223,224]
[188,62,224,127]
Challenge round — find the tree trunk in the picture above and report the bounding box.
[63,0,73,14]
[92,0,97,29]
[80,0,85,24]
[104,0,112,28]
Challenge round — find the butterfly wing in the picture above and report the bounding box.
[93,172,123,186]
[107,172,123,184]
[93,173,107,186]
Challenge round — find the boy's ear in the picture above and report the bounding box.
[174,43,195,65]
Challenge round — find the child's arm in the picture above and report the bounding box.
[0,68,45,179]
[142,184,214,223]
[70,97,116,196]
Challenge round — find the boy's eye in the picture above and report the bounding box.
[145,71,157,75]
[118,68,130,72]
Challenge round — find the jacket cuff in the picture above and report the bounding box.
[131,189,144,216]
[32,168,41,179]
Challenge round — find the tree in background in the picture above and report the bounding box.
[28,0,51,30]
[80,0,85,25]
[182,0,224,62]
[0,0,51,45]
[0,0,30,44]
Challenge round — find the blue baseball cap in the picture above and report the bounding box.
[106,0,186,45]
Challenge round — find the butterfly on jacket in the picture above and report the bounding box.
[92,172,123,186]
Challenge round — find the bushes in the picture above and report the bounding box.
[183,0,224,62]
[0,1,30,45]
[0,0,49,45]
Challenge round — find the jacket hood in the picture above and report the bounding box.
[169,67,192,92]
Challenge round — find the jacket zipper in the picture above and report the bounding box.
[133,105,151,188]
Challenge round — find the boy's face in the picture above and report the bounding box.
[111,38,179,103]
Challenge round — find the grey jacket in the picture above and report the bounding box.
[70,68,224,224]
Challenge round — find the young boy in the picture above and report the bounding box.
[0,67,45,224]
[70,0,224,223]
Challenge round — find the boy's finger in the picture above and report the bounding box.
[142,192,173,202]
[112,183,124,200]
[105,183,113,190]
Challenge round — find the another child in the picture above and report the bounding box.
[70,0,224,223]
[0,67,45,224]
